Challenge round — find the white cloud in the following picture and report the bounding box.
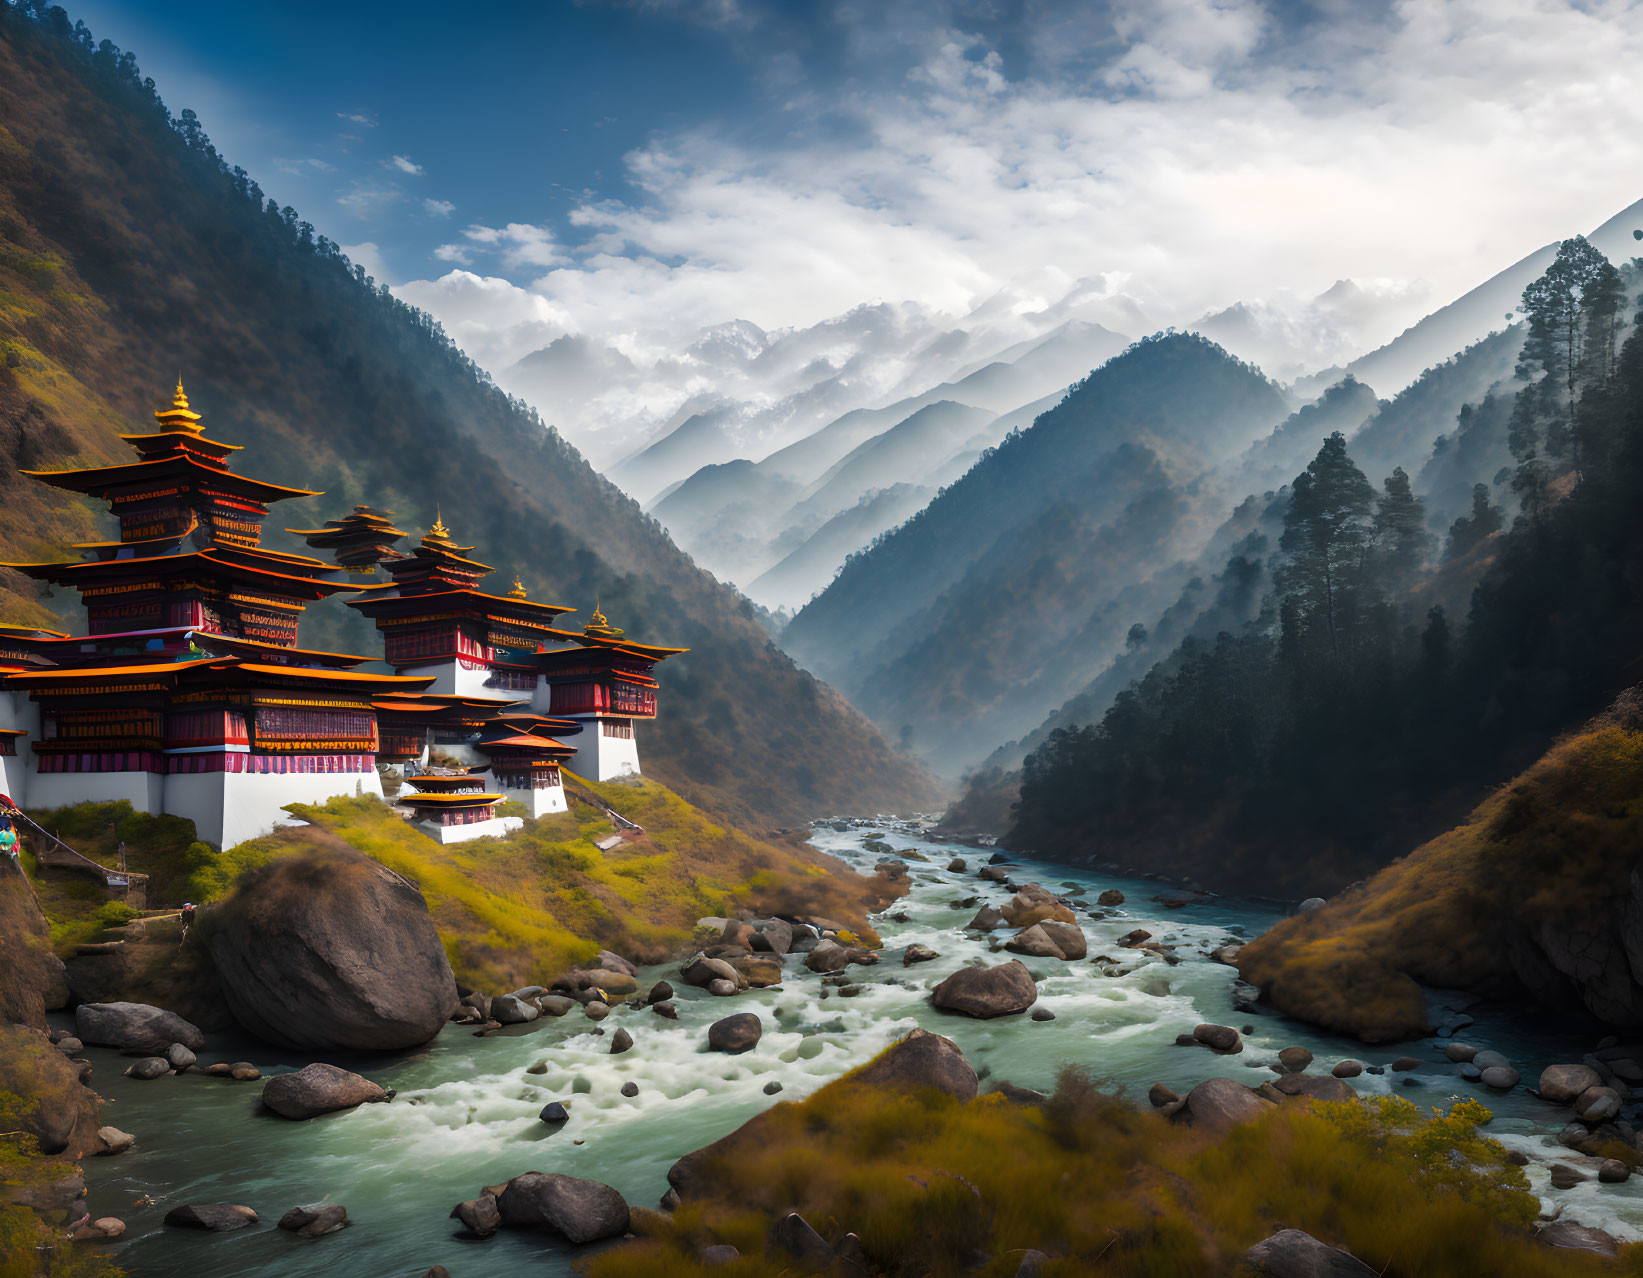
[398,0,1643,454]
[423,198,456,217]
[336,111,377,127]
[390,154,424,175]
[337,183,401,218]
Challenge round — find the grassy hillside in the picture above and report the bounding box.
[591,1059,1620,1277]
[1238,694,1643,1041]
[28,780,901,995]
[0,3,940,828]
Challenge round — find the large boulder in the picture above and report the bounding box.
[707,1013,762,1054]
[804,940,875,973]
[1537,1221,1619,1257]
[1169,1077,1274,1134]
[849,1028,977,1100]
[261,1062,388,1120]
[0,873,70,1030]
[727,955,784,987]
[0,1024,105,1157]
[1539,1063,1604,1104]
[496,1172,630,1244]
[1243,1228,1377,1276]
[931,961,1037,1018]
[751,920,793,956]
[1272,1074,1355,1102]
[75,1002,204,1054]
[203,844,459,1051]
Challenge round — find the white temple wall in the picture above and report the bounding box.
[470,770,568,818]
[398,659,538,702]
[27,769,165,816]
[0,692,39,807]
[566,716,642,782]
[166,766,384,851]
[414,814,523,845]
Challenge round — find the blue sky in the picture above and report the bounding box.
[58,1,1643,456]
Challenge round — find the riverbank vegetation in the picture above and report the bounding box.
[1238,692,1643,1040]
[592,1063,1627,1277]
[1011,237,1643,898]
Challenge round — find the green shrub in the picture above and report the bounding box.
[93,901,137,928]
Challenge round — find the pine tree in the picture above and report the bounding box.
[1274,432,1376,661]
[1444,483,1503,560]
[1373,467,1432,590]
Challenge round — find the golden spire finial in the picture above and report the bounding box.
[509,575,528,599]
[174,374,187,407]
[430,503,449,539]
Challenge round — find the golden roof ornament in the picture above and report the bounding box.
[509,576,528,599]
[153,376,203,433]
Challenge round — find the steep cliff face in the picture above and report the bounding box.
[1239,691,1643,1041]
[0,7,940,828]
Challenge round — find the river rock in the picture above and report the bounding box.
[1550,1163,1587,1189]
[751,921,793,956]
[1171,1077,1274,1134]
[1278,1046,1313,1074]
[595,949,639,978]
[574,968,638,997]
[230,1061,261,1080]
[728,955,784,987]
[261,1062,387,1120]
[538,995,575,1017]
[1471,1049,1510,1071]
[1331,1060,1364,1078]
[702,1243,741,1264]
[491,995,540,1026]
[451,1194,501,1237]
[720,920,757,950]
[966,906,1005,931]
[1540,1063,1605,1104]
[947,858,967,872]
[1097,889,1125,906]
[1005,923,1067,959]
[1445,1042,1479,1063]
[621,1081,639,1097]
[706,979,737,997]
[1538,1221,1619,1256]
[931,960,1037,1018]
[75,1002,205,1055]
[164,1203,259,1232]
[1193,1023,1243,1053]
[646,980,675,1005]
[903,944,939,966]
[1480,1065,1520,1090]
[1038,920,1087,959]
[279,1204,348,1236]
[803,940,862,973]
[1242,1227,1376,1276]
[999,885,1076,928]
[540,1101,570,1124]
[849,1028,977,1100]
[1149,1083,1181,1108]
[653,1001,679,1019]
[1390,1057,1423,1072]
[1209,943,1243,965]
[1575,1085,1622,1121]
[681,953,742,988]
[125,1057,170,1080]
[610,1028,634,1054]
[979,866,1009,883]
[496,1172,630,1244]
[1600,1158,1632,1183]
[769,1212,835,1267]
[95,1126,135,1155]
[1273,1073,1355,1102]
[166,1043,196,1071]
[707,1013,762,1054]
[204,847,458,1051]
[1298,897,1328,913]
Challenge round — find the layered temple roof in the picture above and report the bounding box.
[287,505,409,575]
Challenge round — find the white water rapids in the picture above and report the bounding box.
[73,821,1643,1275]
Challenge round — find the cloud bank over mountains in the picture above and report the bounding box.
[394,0,1643,461]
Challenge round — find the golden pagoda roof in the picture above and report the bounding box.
[152,378,203,432]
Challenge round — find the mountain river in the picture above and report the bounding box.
[67,821,1643,1276]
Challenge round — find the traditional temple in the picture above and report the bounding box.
[0,384,431,847]
[350,518,574,697]
[533,607,687,781]
[0,382,688,848]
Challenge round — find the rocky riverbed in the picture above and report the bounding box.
[65,821,1643,1276]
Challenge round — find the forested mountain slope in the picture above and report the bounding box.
[1008,238,1643,896]
[0,5,940,827]
[781,334,1293,775]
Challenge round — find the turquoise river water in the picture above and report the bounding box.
[62,821,1643,1276]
